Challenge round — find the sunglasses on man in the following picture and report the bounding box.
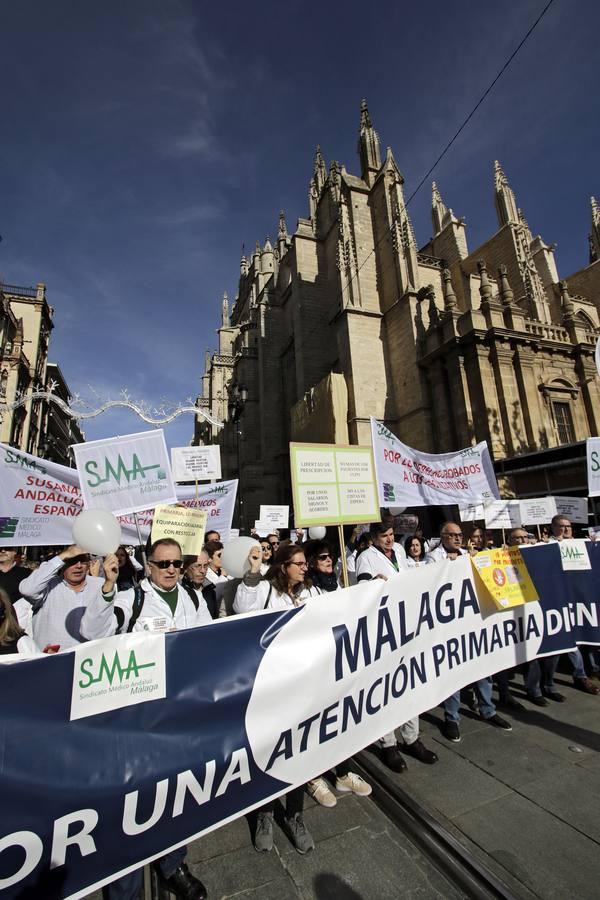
[149,559,183,570]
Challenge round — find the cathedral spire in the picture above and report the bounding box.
[313,145,327,192]
[494,160,519,226]
[590,196,600,263]
[221,292,230,327]
[477,260,493,309]
[358,98,381,184]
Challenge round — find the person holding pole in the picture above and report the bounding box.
[356,521,438,770]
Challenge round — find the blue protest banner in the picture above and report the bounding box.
[1,544,598,898]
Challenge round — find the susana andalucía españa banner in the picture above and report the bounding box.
[0,443,237,546]
[1,543,599,898]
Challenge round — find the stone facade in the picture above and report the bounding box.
[195,102,600,527]
[0,282,83,462]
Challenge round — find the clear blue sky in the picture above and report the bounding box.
[1,0,598,451]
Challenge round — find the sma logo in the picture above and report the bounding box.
[84,453,162,487]
[78,649,156,689]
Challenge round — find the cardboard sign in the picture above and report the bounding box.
[554,495,589,524]
[483,500,521,529]
[253,521,273,536]
[471,546,539,611]
[459,503,485,522]
[290,443,380,527]
[151,504,207,555]
[559,539,591,571]
[171,445,222,482]
[259,505,289,530]
[519,497,557,526]
[72,431,177,516]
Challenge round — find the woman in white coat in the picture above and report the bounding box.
[233,543,319,855]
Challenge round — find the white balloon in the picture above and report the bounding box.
[221,536,261,579]
[388,506,406,516]
[308,526,326,540]
[72,509,122,556]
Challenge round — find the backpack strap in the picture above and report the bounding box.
[263,585,273,610]
[122,583,146,634]
[181,581,199,611]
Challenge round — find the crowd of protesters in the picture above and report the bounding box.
[0,508,598,898]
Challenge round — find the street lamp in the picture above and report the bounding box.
[227,383,248,529]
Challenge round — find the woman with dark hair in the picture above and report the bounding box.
[204,540,228,585]
[115,545,139,591]
[304,541,339,592]
[259,539,273,575]
[0,588,39,655]
[403,535,428,568]
[233,543,319,854]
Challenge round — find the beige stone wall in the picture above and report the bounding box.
[290,373,348,444]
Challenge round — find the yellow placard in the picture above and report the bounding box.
[470,546,538,613]
[151,504,207,556]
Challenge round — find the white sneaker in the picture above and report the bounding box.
[335,772,372,797]
[306,777,337,807]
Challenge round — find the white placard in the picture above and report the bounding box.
[259,505,289,530]
[559,539,591,571]
[254,520,273,535]
[519,497,557,526]
[72,431,177,516]
[587,439,600,498]
[554,495,589,524]
[483,500,521,529]
[459,503,485,522]
[228,528,240,540]
[171,445,221,482]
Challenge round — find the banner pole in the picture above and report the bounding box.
[195,479,198,500]
[501,526,506,548]
[133,511,148,570]
[537,524,541,542]
[338,524,349,589]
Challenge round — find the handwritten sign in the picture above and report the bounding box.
[151,504,207,555]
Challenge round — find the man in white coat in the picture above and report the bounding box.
[82,538,210,900]
[355,521,438,771]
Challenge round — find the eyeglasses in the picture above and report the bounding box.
[317,553,332,561]
[149,559,183,570]
[287,560,308,568]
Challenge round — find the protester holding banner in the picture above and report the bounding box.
[83,537,209,899]
[355,521,438,770]
[302,541,373,807]
[17,545,113,651]
[355,520,407,582]
[547,515,600,696]
[233,543,317,853]
[182,551,219,619]
[427,523,513,740]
